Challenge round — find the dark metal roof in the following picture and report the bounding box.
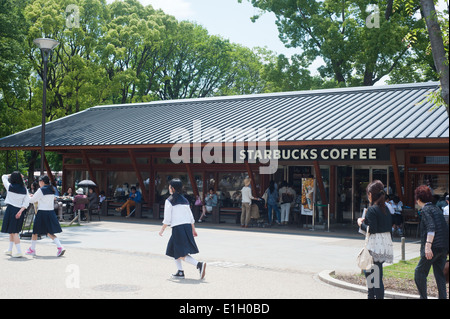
[0,82,448,149]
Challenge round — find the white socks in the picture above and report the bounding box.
[53,238,62,248]
[184,255,199,267]
[8,241,14,251]
[175,255,199,271]
[175,259,183,271]
[15,244,22,254]
[28,238,62,251]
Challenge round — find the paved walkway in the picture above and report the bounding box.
[0,219,421,299]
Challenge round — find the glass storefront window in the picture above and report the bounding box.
[217,172,260,208]
[107,171,148,200]
[155,172,203,204]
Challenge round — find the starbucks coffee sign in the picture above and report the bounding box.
[239,146,390,162]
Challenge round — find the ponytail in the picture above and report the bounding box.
[367,180,386,214]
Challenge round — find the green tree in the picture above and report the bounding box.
[239,0,434,86]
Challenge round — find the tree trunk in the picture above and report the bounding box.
[420,0,449,114]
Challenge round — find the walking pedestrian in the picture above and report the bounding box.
[414,185,449,299]
[357,180,393,299]
[26,175,65,257]
[159,179,206,280]
[1,172,29,258]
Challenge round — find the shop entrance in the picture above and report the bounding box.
[337,166,391,223]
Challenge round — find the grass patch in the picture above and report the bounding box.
[334,257,449,298]
[384,257,423,281]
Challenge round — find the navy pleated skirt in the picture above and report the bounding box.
[32,210,62,235]
[1,205,26,234]
[166,223,199,259]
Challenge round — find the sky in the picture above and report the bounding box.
[107,0,299,57]
[107,0,449,81]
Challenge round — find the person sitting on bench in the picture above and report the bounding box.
[116,186,142,217]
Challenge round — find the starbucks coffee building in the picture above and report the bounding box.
[0,82,448,224]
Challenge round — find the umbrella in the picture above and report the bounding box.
[77,179,96,187]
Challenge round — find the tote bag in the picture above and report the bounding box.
[357,226,373,270]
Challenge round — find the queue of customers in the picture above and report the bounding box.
[192,180,297,227]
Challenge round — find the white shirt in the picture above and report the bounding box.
[385,202,395,215]
[241,186,254,204]
[2,174,29,209]
[443,205,449,216]
[28,188,55,211]
[162,199,195,227]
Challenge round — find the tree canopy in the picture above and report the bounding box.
[0,0,445,175]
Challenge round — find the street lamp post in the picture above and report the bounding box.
[33,38,59,176]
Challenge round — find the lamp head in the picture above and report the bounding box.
[33,38,59,51]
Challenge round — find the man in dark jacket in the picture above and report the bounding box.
[414,185,449,299]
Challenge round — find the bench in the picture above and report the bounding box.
[402,208,420,238]
[219,207,241,224]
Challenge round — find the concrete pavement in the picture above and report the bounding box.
[0,220,421,299]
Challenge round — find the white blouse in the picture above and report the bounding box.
[2,174,29,209]
[28,188,55,211]
[162,199,195,227]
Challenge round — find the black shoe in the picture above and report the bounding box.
[197,262,206,280]
[171,270,185,279]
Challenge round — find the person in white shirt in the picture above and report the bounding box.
[159,179,206,280]
[1,172,29,258]
[279,181,296,225]
[26,175,65,257]
[391,196,404,236]
[241,178,257,228]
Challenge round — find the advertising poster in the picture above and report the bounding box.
[301,178,315,216]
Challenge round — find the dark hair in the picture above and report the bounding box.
[131,186,137,191]
[9,171,24,187]
[168,179,188,206]
[169,179,183,193]
[269,180,275,194]
[39,175,50,184]
[366,180,386,213]
[414,185,433,203]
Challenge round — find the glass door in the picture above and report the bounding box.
[337,166,353,223]
[354,167,370,219]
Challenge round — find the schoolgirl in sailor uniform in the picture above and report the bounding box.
[159,179,206,279]
[26,175,65,257]
[1,172,29,258]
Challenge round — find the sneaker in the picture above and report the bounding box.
[57,247,66,257]
[25,248,36,256]
[197,262,207,280]
[171,270,185,279]
[12,252,24,258]
[4,250,12,256]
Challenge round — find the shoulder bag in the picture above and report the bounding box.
[357,226,373,270]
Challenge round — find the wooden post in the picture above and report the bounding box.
[313,160,328,205]
[244,161,259,197]
[81,150,98,188]
[390,145,404,203]
[128,149,149,203]
[185,163,199,199]
[42,153,55,185]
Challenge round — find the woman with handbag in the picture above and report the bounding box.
[357,180,393,299]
